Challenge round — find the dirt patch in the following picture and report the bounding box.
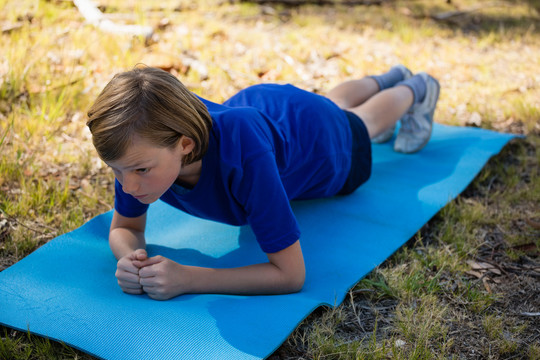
[0,256,16,272]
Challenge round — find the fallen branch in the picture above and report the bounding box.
[73,0,153,39]
[520,312,540,317]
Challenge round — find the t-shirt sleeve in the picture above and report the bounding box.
[114,178,149,217]
[232,151,301,253]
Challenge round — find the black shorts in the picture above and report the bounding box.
[338,110,372,195]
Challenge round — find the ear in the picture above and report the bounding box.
[177,136,196,155]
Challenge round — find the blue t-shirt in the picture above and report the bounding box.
[114,84,352,253]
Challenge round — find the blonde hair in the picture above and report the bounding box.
[86,66,212,165]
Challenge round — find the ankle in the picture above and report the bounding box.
[396,74,426,104]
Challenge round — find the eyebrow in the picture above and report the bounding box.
[108,160,153,171]
[131,161,153,168]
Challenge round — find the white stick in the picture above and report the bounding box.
[73,0,153,38]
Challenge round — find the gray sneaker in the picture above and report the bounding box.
[393,72,440,153]
[371,65,413,144]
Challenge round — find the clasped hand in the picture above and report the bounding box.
[115,249,190,300]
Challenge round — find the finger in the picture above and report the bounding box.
[118,278,143,291]
[143,287,173,301]
[147,292,169,301]
[119,284,142,291]
[134,248,148,261]
[136,255,163,269]
[122,287,145,295]
[116,270,140,283]
[118,280,143,290]
[138,275,157,286]
[117,260,140,275]
[138,263,163,278]
[141,285,160,297]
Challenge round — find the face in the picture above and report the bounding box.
[106,135,196,204]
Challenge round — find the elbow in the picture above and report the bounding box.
[284,269,305,294]
[291,276,305,293]
[108,228,127,248]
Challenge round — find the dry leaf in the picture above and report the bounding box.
[466,260,490,270]
[259,69,280,81]
[467,112,482,127]
[139,52,183,72]
[467,260,502,275]
[525,218,540,230]
[482,278,492,293]
[80,178,93,193]
[398,7,412,16]
[465,270,483,279]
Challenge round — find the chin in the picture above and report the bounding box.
[137,196,157,204]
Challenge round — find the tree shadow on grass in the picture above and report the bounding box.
[247,0,540,36]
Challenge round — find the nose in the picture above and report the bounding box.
[122,173,140,195]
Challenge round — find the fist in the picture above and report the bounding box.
[115,249,148,295]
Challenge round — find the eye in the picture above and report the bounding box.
[136,168,149,174]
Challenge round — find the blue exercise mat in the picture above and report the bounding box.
[0,124,514,359]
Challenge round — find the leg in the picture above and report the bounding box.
[326,77,380,109]
[327,65,414,143]
[349,85,414,139]
[327,65,413,109]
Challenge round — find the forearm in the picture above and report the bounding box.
[185,262,304,295]
[138,240,305,299]
[109,227,146,260]
[180,240,304,295]
[189,240,304,295]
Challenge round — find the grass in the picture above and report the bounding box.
[1,0,539,358]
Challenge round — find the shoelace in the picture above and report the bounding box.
[400,114,418,133]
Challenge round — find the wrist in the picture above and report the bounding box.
[109,227,146,260]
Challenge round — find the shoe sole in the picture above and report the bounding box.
[417,73,440,151]
[371,125,395,143]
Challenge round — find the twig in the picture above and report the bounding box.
[351,288,375,295]
[27,77,85,95]
[348,290,366,332]
[520,312,540,317]
[73,0,153,39]
[483,174,497,207]
[0,211,56,235]
[79,191,113,210]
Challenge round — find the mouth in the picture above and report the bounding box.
[133,194,148,200]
